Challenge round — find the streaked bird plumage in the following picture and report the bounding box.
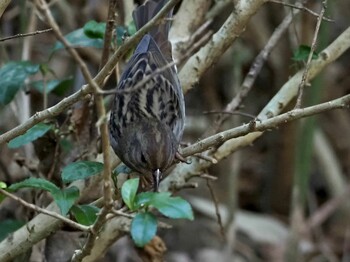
[109,0,185,191]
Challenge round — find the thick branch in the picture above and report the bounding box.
[179,0,267,93]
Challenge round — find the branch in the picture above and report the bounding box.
[0,188,90,232]
[0,0,181,146]
[0,28,53,42]
[212,10,295,134]
[0,0,11,18]
[179,0,268,93]
[0,179,95,262]
[161,25,350,190]
[99,0,117,70]
[0,1,182,261]
[182,94,350,157]
[295,0,328,108]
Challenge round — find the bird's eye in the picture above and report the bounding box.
[140,153,147,164]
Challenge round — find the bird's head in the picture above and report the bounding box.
[116,119,178,191]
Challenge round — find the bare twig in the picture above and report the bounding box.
[0,188,90,232]
[110,209,134,219]
[34,1,114,261]
[213,11,295,133]
[182,94,350,157]
[194,154,218,164]
[0,0,181,146]
[295,0,327,108]
[100,0,117,70]
[98,29,212,96]
[269,0,333,22]
[306,186,350,230]
[203,110,257,120]
[180,0,267,93]
[206,179,226,240]
[0,28,52,42]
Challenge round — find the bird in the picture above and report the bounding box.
[109,0,185,192]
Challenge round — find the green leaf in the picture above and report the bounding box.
[0,219,25,241]
[121,178,139,210]
[149,193,194,220]
[0,61,40,106]
[71,204,100,226]
[0,181,7,189]
[53,186,79,215]
[9,177,60,193]
[61,161,104,183]
[84,20,106,39]
[53,28,104,51]
[127,21,136,36]
[116,26,127,46]
[31,78,73,96]
[8,123,53,148]
[135,192,157,208]
[131,212,157,247]
[292,45,319,61]
[5,178,79,215]
[114,164,132,175]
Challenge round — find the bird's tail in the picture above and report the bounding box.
[132,0,173,61]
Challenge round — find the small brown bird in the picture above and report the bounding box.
[109,0,185,191]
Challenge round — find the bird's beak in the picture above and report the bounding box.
[153,169,161,192]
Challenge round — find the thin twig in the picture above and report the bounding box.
[100,0,117,70]
[93,0,182,87]
[34,1,114,261]
[203,110,257,120]
[0,188,90,232]
[99,29,212,96]
[295,0,327,108]
[193,154,218,164]
[0,0,181,146]
[199,173,218,180]
[212,11,295,134]
[306,186,350,230]
[110,209,134,219]
[206,179,226,240]
[182,94,350,157]
[0,28,53,42]
[269,0,333,22]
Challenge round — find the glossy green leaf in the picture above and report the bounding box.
[292,45,319,61]
[8,123,53,148]
[61,161,104,183]
[121,178,139,210]
[84,20,106,39]
[71,204,100,226]
[0,219,25,241]
[31,78,73,96]
[149,193,194,220]
[116,26,127,46]
[53,28,104,51]
[135,192,156,208]
[8,177,60,193]
[0,61,40,106]
[114,164,132,175]
[53,186,79,215]
[131,212,157,247]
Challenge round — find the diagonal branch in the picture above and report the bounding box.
[0,0,181,146]
[182,94,350,157]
